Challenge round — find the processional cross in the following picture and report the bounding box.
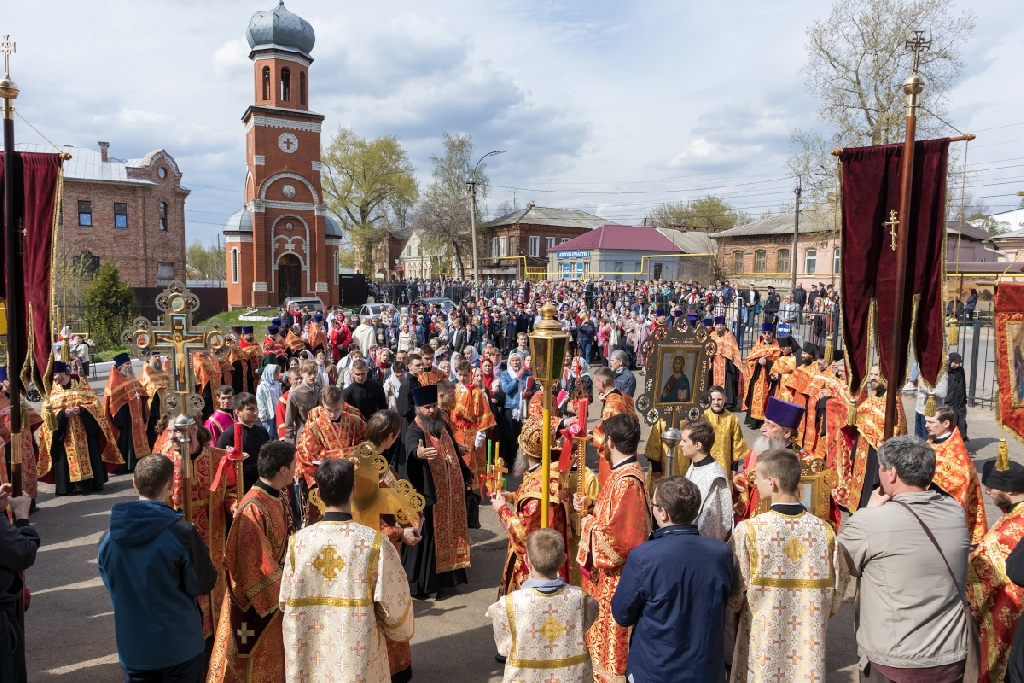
[906,30,931,73]
[1,36,15,78]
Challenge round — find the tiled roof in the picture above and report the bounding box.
[713,206,834,238]
[656,228,718,254]
[553,225,682,252]
[946,221,993,241]
[487,205,615,229]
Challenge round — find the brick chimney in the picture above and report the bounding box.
[98,141,110,162]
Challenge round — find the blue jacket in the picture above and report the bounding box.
[98,499,218,671]
[500,369,531,409]
[611,525,733,683]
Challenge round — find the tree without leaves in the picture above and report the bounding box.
[321,127,418,275]
[791,0,975,204]
[412,132,489,279]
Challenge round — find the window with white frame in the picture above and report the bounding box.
[833,247,841,274]
[500,237,508,257]
[805,248,817,274]
[231,248,239,284]
[529,236,540,257]
[560,237,569,244]
[492,236,499,257]
[546,237,555,251]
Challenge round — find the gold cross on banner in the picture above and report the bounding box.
[0,36,14,78]
[883,210,899,251]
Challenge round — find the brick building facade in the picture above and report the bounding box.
[223,1,342,308]
[482,204,613,279]
[18,141,188,287]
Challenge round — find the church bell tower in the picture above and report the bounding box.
[224,1,342,309]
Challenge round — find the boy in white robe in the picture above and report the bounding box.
[681,419,733,542]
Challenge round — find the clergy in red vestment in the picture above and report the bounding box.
[451,359,498,478]
[193,351,223,423]
[139,351,169,450]
[204,385,236,442]
[926,406,987,545]
[104,353,151,473]
[710,316,744,411]
[0,366,43,501]
[590,366,638,486]
[574,412,651,683]
[733,397,805,523]
[968,454,1024,683]
[491,415,571,596]
[207,441,295,683]
[742,323,780,429]
[294,385,366,524]
[155,423,237,644]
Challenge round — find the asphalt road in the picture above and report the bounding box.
[20,368,1010,682]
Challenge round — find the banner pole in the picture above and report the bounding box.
[1,36,22,493]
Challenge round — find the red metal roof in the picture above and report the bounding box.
[554,225,683,253]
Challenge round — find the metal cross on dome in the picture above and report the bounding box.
[0,36,14,78]
[121,280,236,418]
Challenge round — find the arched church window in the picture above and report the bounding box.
[262,66,270,100]
[281,68,291,101]
[299,72,306,106]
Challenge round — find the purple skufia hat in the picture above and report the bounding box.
[764,396,804,430]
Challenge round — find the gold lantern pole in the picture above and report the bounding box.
[528,302,569,528]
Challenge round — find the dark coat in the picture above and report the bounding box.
[1005,536,1024,683]
[611,525,733,683]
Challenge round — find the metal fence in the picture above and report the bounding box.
[947,306,995,409]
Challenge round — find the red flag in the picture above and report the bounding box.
[840,138,950,393]
[0,152,62,385]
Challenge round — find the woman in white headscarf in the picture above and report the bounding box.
[255,364,282,438]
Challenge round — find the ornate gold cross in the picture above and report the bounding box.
[883,210,899,251]
[311,544,346,580]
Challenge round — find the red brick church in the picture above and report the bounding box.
[224,1,342,308]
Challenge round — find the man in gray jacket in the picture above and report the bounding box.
[837,435,970,683]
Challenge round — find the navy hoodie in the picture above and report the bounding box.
[98,499,217,671]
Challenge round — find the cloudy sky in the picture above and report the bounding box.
[5,0,1024,245]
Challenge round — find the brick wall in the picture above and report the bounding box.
[484,223,590,266]
[61,152,187,287]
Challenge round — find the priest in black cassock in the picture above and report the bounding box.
[398,384,473,599]
[103,353,151,473]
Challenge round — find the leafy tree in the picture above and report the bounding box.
[186,239,225,282]
[411,132,489,279]
[84,261,138,350]
[644,195,743,230]
[790,0,975,203]
[321,127,418,275]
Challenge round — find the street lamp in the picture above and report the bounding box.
[528,301,569,527]
[467,150,505,283]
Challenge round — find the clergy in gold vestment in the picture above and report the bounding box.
[703,387,747,481]
[451,360,497,478]
[155,424,236,641]
[295,386,367,524]
[779,343,818,445]
[729,449,850,683]
[591,367,637,486]
[849,370,907,510]
[208,441,296,683]
[768,337,798,402]
[488,529,597,683]
[926,407,988,545]
[575,413,651,683]
[742,324,780,428]
[280,459,414,683]
[38,363,123,495]
[0,368,43,499]
[492,416,571,596]
[104,353,151,473]
[968,456,1024,683]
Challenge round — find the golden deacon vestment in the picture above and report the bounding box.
[931,427,988,545]
[487,583,598,683]
[769,353,798,402]
[848,390,906,509]
[703,407,746,479]
[0,396,42,498]
[644,416,690,477]
[208,482,294,683]
[728,507,850,683]
[577,458,651,683]
[969,502,1024,683]
[280,515,414,683]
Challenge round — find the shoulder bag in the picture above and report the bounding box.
[893,499,980,683]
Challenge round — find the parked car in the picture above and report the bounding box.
[413,297,455,315]
[283,297,324,314]
[359,303,385,319]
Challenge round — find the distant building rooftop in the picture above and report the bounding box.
[15,143,180,186]
[554,225,682,253]
[488,205,615,230]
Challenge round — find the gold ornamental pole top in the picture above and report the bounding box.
[0,35,18,102]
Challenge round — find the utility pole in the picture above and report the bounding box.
[790,180,801,291]
[467,179,480,282]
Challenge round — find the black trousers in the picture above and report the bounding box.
[0,603,26,683]
[120,649,207,683]
[500,407,522,470]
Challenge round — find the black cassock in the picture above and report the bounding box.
[397,419,471,596]
[145,394,163,449]
[112,401,146,474]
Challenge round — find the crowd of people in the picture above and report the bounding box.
[0,275,1019,683]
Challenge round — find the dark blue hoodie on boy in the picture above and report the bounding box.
[98,499,218,671]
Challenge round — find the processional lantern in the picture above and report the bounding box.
[528,302,569,528]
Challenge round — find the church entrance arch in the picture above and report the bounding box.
[278,254,302,303]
